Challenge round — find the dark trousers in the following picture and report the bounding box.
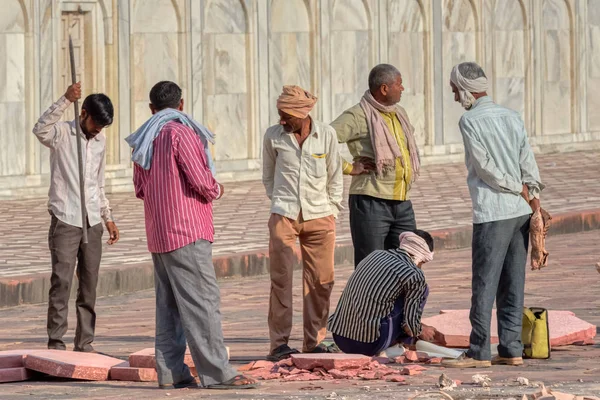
[333,286,429,356]
[349,195,417,267]
[47,214,103,351]
[467,215,530,361]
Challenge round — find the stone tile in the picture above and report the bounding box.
[422,309,597,348]
[110,362,158,382]
[291,354,371,371]
[24,350,124,381]
[0,367,32,383]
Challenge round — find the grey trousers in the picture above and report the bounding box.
[349,195,417,267]
[467,214,530,360]
[152,239,237,387]
[47,214,103,351]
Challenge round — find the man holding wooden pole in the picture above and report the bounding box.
[33,81,119,352]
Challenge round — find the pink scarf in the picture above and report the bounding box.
[359,91,420,181]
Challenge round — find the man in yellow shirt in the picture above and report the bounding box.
[330,64,421,267]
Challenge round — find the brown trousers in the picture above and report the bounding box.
[47,214,103,351]
[268,213,336,352]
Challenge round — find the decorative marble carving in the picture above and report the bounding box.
[542,0,572,135]
[442,0,476,144]
[269,0,313,124]
[132,0,180,129]
[330,0,372,119]
[587,0,600,130]
[203,0,251,161]
[0,1,25,176]
[388,0,427,146]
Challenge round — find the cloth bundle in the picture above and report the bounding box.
[530,208,552,270]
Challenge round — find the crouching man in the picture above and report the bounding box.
[328,230,437,356]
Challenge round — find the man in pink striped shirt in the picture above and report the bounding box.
[133,81,256,390]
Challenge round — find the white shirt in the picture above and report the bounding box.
[33,96,113,228]
[262,119,343,221]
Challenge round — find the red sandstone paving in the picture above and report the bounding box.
[0,231,597,398]
[0,151,599,278]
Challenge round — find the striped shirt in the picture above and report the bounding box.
[328,249,427,343]
[133,121,220,253]
[32,96,113,228]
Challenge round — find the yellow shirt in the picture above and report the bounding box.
[331,104,412,201]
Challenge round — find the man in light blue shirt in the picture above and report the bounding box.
[443,62,544,369]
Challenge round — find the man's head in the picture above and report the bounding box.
[276,85,318,133]
[80,94,113,139]
[368,64,404,106]
[450,62,488,109]
[149,81,184,114]
[399,229,434,268]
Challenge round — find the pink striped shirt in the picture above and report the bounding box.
[133,121,220,253]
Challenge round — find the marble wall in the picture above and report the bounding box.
[587,0,600,130]
[2,0,600,198]
[0,1,26,177]
[542,0,572,135]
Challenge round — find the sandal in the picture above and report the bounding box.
[159,376,198,390]
[206,374,258,390]
[266,344,300,361]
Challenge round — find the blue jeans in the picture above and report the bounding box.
[333,286,429,356]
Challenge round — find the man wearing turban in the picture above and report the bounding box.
[262,85,343,361]
[328,230,439,356]
[443,62,544,369]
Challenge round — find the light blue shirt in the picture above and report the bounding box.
[459,96,544,224]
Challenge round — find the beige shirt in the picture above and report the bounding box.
[331,104,413,201]
[33,96,113,228]
[262,119,343,221]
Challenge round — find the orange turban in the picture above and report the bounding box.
[276,85,317,119]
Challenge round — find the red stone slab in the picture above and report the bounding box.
[0,350,43,369]
[110,362,158,382]
[24,350,124,381]
[0,367,33,383]
[128,347,229,369]
[291,354,371,371]
[423,309,597,348]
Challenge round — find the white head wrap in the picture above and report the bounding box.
[399,232,434,265]
[450,63,489,109]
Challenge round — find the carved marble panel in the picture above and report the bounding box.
[542,0,572,135]
[203,0,252,161]
[268,0,312,124]
[0,1,26,177]
[331,0,371,119]
[442,0,476,144]
[587,0,600,130]
[388,0,427,145]
[132,0,180,129]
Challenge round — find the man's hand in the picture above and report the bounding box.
[216,183,224,200]
[418,324,438,342]
[530,198,541,213]
[65,82,82,103]
[349,158,376,176]
[105,221,120,245]
[520,184,529,202]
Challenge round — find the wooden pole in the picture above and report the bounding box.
[68,35,88,244]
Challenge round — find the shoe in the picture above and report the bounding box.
[492,355,523,366]
[442,354,491,368]
[159,377,198,390]
[266,344,300,362]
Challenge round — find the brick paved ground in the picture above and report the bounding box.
[0,151,599,278]
[0,231,598,399]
